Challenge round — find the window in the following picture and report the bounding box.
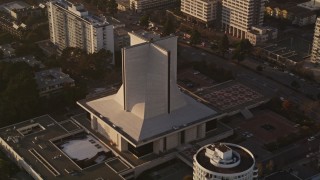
[206,119,217,132]
[128,142,153,157]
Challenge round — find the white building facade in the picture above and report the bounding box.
[47,0,114,62]
[245,26,278,46]
[311,17,320,63]
[222,0,265,39]
[130,0,178,12]
[181,0,217,25]
[193,143,258,180]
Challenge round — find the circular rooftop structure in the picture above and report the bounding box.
[193,143,258,180]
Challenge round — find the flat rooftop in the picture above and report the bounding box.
[35,68,74,89]
[265,171,302,180]
[0,115,123,180]
[79,92,218,145]
[192,81,266,112]
[1,1,30,11]
[52,0,110,27]
[3,56,45,68]
[195,144,254,174]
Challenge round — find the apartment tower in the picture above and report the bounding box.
[181,0,217,26]
[47,0,114,62]
[222,0,265,39]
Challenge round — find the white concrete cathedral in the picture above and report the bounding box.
[78,33,218,157]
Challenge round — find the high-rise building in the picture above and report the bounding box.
[47,0,114,62]
[78,33,218,158]
[221,0,265,39]
[193,143,258,180]
[311,17,320,63]
[181,0,217,26]
[130,0,178,12]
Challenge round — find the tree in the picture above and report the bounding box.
[0,158,10,178]
[0,62,40,127]
[232,50,245,63]
[183,175,192,180]
[266,160,274,173]
[257,163,264,177]
[190,29,201,45]
[139,14,149,27]
[291,80,300,89]
[107,0,118,17]
[0,49,3,59]
[218,34,229,57]
[256,65,263,71]
[162,16,175,36]
[282,100,293,111]
[232,39,253,63]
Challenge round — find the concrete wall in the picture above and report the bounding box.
[185,126,197,143]
[134,152,176,178]
[95,116,119,148]
[0,138,44,180]
[197,123,206,139]
[166,133,179,150]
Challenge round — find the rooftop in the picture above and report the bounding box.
[79,92,217,145]
[1,1,30,11]
[195,143,255,174]
[287,6,315,18]
[298,0,320,10]
[51,0,110,27]
[35,68,74,89]
[265,171,302,180]
[3,56,45,68]
[0,115,123,180]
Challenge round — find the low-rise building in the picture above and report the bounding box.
[245,26,278,46]
[0,15,26,39]
[298,0,320,11]
[287,6,316,26]
[181,0,217,26]
[35,68,75,97]
[117,0,130,11]
[0,1,29,18]
[130,0,178,12]
[3,56,45,68]
[193,143,258,180]
[265,2,316,27]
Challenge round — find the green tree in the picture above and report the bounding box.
[0,49,3,59]
[257,163,264,177]
[139,14,149,27]
[266,160,274,173]
[162,16,175,36]
[291,80,300,89]
[0,158,10,178]
[232,39,253,63]
[232,50,245,63]
[107,0,118,17]
[0,62,40,127]
[190,29,201,45]
[218,34,229,57]
[183,175,192,180]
